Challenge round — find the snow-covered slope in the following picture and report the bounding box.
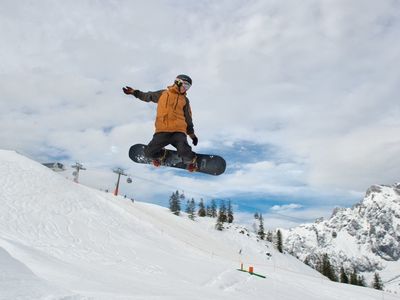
[0,150,397,299]
[282,183,400,294]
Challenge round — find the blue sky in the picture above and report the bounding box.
[1,0,400,228]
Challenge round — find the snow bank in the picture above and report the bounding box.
[0,150,396,299]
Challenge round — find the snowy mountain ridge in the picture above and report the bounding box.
[282,183,400,293]
[0,149,397,299]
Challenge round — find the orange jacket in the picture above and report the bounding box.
[133,85,194,135]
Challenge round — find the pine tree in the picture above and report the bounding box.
[321,254,337,281]
[372,272,383,290]
[227,200,234,223]
[357,275,366,287]
[350,269,359,285]
[215,200,225,230]
[210,199,218,218]
[188,198,196,220]
[254,212,259,220]
[266,230,273,243]
[257,214,265,240]
[304,256,310,266]
[218,200,227,223]
[185,199,191,214]
[179,192,186,206]
[198,199,206,217]
[169,190,181,216]
[340,267,349,284]
[276,229,283,253]
[315,256,323,274]
[215,218,223,231]
[206,205,211,217]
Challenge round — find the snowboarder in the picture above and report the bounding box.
[123,74,199,172]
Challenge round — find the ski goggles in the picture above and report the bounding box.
[175,79,191,91]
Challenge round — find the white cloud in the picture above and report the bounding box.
[234,204,333,230]
[270,203,303,211]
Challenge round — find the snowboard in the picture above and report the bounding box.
[129,144,226,176]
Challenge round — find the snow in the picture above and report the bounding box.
[282,182,400,295]
[0,149,397,299]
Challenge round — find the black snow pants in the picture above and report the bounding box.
[145,132,196,164]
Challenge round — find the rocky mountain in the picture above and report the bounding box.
[282,183,400,293]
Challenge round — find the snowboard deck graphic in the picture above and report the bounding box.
[129,144,226,176]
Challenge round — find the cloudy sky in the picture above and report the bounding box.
[1,0,400,228]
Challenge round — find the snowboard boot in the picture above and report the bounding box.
[186,156,198,173]
[152,149,167,168]
[152,159,162,167]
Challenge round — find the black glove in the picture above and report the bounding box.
[123,86,135,95]
[190,134,198,146]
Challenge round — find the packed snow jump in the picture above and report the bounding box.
[123,74,226,175]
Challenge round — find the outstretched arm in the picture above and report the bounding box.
[123,86,164,103]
